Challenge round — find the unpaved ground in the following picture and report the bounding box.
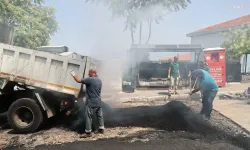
[33,133,244,150]
[1,96,250,150]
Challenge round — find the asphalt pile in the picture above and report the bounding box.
[218,88,250,101]
[54,100,250,149]
[218,93,249,100]
[64,100,221,134]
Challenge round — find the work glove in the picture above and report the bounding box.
[70,70,76,76]
[66,111,71,116]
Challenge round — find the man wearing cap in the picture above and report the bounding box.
[168,56,180,94]
[189,69,218,120]
[70,69,104,137]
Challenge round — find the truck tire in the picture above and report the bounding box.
[7,98,43,133]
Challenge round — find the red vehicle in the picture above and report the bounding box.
[203,48,226,87]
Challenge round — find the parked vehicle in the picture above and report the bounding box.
[122,44,203,92]
[0,43,97,133]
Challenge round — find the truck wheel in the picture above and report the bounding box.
[7,98,43,133]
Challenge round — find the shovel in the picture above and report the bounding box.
[187,78,198,101]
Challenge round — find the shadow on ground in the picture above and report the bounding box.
[158,92,170,95]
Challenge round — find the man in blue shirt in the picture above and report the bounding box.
[189,69,218,120]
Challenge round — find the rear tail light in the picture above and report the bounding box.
[61,101,69,106]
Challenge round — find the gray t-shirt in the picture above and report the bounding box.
[81,76,102,107]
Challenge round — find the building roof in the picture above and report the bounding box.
[187,14,250,37]
[203,47,225,52]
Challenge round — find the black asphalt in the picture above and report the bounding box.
[2,101,250,150]
[6,139,243,150]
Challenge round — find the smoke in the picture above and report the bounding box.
[65,100,197,132]
[86,2,181,92]
[67,100,193,132]
[97,59,123,90]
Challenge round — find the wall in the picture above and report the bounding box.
[190,31,227,48]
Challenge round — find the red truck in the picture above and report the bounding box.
[203,48,226,87]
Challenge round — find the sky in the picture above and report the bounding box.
[44,0,250,60]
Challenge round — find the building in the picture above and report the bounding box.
[186,14,250,48]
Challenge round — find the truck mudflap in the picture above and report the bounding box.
[34,93,54,118]
[34,92,75,118]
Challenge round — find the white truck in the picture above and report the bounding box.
[0,43,97,133]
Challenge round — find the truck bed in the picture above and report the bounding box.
[0,43,95,96]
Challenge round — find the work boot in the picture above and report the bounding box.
[95,129,104,134]
[80,132,92,138]
[201,114,209,121]
[98,129,104,134]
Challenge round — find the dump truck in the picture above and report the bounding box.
[0,43,97,133]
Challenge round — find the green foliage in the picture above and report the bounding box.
[222,25,250,59]
[87,0,191,32]
[0,0,58,49]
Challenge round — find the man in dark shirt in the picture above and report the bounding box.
[70,69,104,137]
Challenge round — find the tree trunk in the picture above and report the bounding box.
[145,19,152,44]
[130,24,134,44]
[139,21,142,44]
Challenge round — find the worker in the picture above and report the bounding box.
[168,56,180,94]
[70,69,104,138]
[198,60,210,97]
[199,60,210,73]
[189,69,218,120]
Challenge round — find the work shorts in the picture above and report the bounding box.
[170,77,179,89]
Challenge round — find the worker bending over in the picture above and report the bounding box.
[189,69,218,120]
[168,56,180,94]
[70,69,104,137]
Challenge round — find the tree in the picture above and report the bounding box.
[222,25,250,59]
[86,0,191,44]
[0,0,58,49]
